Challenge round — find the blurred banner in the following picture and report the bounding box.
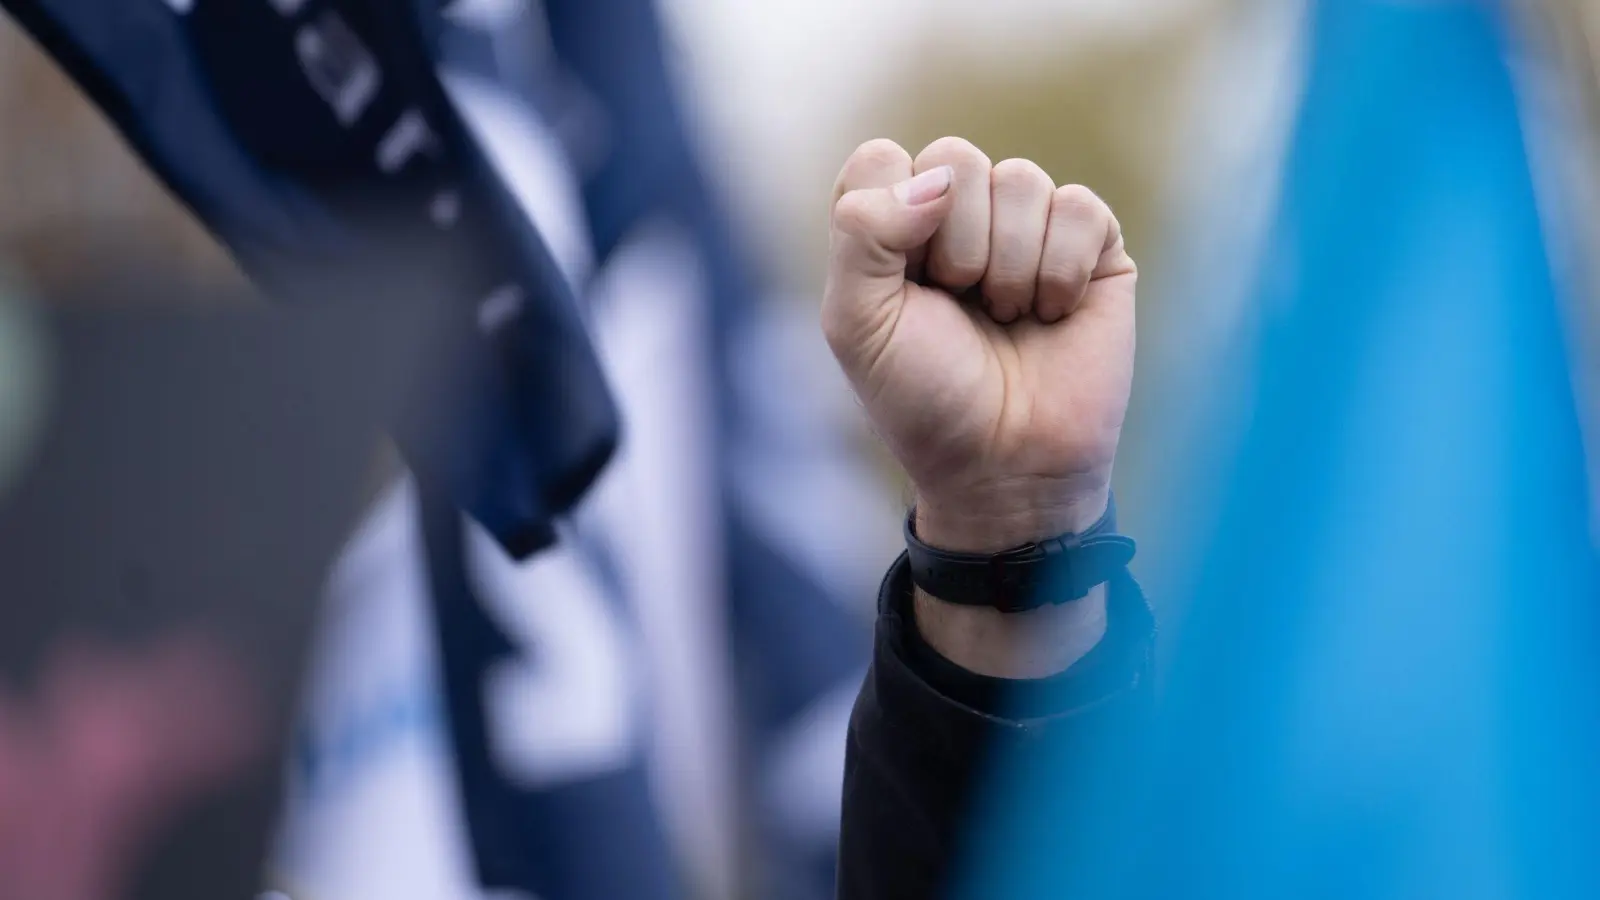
[0,0,625,556]
[966,1,1600,897]
[272,4,890,900]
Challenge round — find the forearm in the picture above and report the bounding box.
[836,554,1152,900]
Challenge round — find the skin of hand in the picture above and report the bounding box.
[821,137,1137,679]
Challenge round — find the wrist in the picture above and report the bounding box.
[908,483,1114,679]
[914,483,1110,553]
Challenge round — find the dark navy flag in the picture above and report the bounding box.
[0,0,619,556]
[274,6,880,898]
[494,0,879,894]
[269,55,683,900]
[272,473,678,900]
[966,2,1600,897]
[0,3,871,900]
[376,4,876,900]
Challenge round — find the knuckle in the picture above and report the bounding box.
[916,136,991,172]
[991,158,1053,195]
[1052,183,1108,223]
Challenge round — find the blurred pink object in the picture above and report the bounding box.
[0,634,263,900]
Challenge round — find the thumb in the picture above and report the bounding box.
[822,165,954,357]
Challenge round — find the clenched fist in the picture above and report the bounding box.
[822,137,1137,556]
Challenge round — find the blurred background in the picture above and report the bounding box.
[5,0,1600,898]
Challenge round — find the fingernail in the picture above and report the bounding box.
[894,166,953,206]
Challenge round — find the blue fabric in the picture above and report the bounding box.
[968,2,1600,897]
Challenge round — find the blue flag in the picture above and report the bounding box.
[973,2,1600,896]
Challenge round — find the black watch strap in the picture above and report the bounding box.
[904,497,1136,613]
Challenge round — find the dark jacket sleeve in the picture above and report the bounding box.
[836,555,1155,900]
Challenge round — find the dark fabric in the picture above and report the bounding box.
[453,6,872,898]
[0,0,619,557]
[838,557,1154,899]
[416,483,681,900]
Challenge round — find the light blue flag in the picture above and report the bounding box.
[970,2,1600,897]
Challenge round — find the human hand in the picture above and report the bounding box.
[822,137,1136,555]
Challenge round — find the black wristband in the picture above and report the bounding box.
[904,496,1136,613]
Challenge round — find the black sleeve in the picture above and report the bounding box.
[836,554,1155,900]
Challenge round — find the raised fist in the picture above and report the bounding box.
[822,137,1137,553]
